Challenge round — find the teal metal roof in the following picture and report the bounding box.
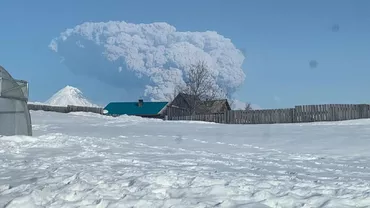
[104,101,168,115]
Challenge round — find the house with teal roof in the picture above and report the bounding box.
[103,99,168,118]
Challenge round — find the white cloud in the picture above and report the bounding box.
[49,21,246,101]
[76,40,85,48]
[49,40,58,51]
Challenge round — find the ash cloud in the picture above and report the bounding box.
[49,21,246,101]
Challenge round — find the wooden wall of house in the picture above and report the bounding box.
[166,105,191,118]
[166,99,231,117]
[170,94,191,109]
[165,94,193,117]
[220,102,230,112]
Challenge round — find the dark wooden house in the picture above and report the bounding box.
[196,99,231,114]
[166,93,231,117]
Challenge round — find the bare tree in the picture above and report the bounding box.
[245,102,253,111]
[172,61,221,114]
[182,61,218,100]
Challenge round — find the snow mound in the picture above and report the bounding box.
[45,85,98,107]
[0,135,38,143]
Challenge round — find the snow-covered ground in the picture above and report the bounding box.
[1,111,370,208]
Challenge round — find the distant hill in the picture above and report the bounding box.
[43,85,99,107]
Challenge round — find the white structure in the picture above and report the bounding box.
[0,65,32,136]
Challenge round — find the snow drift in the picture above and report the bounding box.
[49,21,246,101]
[45,85,98,107]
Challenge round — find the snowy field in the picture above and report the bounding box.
[1,111,370,208]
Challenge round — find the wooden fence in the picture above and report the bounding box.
[167,104,370,124]
[27,104,104,114]
[26,103,370,124]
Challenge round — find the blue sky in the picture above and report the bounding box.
[0,0,369,108]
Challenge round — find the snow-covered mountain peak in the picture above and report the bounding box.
[45,85,98,107]
[62,85,82,94]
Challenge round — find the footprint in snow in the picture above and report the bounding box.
[175,135,183,144]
